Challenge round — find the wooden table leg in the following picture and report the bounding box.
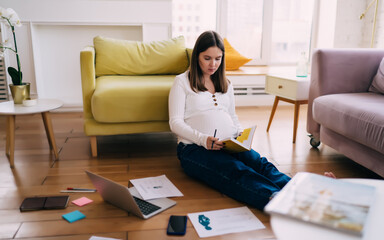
[41,112,59,159]
[292,102,301,143]
[6,116,10,157]
[90,136,98,157]
[267,96,280,132]
[6,115,16,168]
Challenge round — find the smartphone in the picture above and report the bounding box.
[166,215,187,236]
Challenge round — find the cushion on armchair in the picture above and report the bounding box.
[94,36,189,76]
[369,57,384,94]
[313,93,384,154]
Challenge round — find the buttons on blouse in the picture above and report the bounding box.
[212,94,218,106]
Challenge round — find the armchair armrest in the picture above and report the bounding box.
[307,48,384,139]
[80,46,96,119]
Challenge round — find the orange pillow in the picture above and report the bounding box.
[224,38,252,70]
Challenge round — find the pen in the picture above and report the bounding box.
[60,190,97,193]
[67,188,96,192]
[211,129,217,149]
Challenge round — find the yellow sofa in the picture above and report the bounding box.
[80,36,190,157]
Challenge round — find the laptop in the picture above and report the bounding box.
[85,171,176,219]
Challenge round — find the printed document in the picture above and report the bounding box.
[188,207,265,238]
[130,175,183,200]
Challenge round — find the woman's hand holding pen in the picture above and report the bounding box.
[207,136,224,150]
[208,129,223,150]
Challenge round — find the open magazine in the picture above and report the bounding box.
[265,172,376,236]
[221,125,257,153]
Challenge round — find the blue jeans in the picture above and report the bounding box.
[177,143,291,210]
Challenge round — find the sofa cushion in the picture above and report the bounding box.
[224,38,251,70]
[369,57,384,94]
[92,75,175,123]
[94,36,189,76]
[313,93,384,154]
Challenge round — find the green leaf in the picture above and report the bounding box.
[7,67,22,85]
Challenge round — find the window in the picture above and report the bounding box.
[172,0,316,65]
[172,0,216,48]
[220,0,264,63]
[270,0,315,64]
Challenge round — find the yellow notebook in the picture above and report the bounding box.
[221,125,257,153]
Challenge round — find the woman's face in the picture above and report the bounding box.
[198,46,223,78]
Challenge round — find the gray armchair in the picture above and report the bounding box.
[307,49,384,177]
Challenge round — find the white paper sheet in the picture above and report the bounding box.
[188,207,265,238]
[130,175,183,200]
[89,237,121,240]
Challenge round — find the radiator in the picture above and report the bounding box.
[0,57,9,102]
[233,86,266,96]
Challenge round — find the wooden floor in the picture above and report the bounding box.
[0,105,381,240]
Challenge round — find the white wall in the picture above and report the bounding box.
[1,0,172,109]
[367,0,384,48]
[315,0,367,49]
[315,0,384,49]
[334,0,367,48]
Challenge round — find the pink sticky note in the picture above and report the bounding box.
[72,197,93,206]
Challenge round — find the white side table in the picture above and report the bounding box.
[0,99,63,168]
[265,74,310,143]
[270,178,384,240]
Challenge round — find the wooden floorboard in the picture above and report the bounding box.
[0,106,381,239]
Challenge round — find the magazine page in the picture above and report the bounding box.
[265,172,376,236]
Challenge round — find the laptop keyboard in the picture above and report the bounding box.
[133,196,161,215]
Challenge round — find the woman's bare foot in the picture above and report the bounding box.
[324,172,336,178]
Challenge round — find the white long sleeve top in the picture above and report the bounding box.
[169,71,243,149]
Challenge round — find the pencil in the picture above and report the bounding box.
[67,188,96,191]
[211,129,217,149]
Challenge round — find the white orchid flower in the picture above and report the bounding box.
[7,8,21,26]
[0,6,23,85]
[0,8,22,27]
[10,16,22,27]
[3,8,14,19]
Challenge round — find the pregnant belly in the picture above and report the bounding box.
[185,110,238,139]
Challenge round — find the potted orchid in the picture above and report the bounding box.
[0,7,29,103]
